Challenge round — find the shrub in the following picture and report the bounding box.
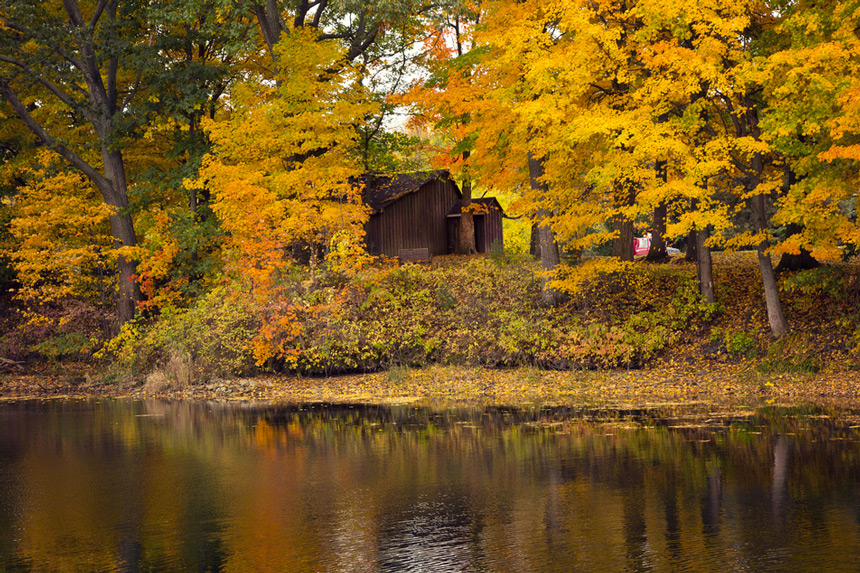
[104,285,260,380]
[117,255,720,378]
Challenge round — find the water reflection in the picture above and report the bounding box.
[0,400,859,571]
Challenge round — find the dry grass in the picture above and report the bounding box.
[143,349,195,393]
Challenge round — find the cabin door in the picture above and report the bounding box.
[474,215,487,253]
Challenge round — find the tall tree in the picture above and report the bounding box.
[0,0,156,322]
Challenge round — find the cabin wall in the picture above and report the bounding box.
[484,206,504,252]
[365,180,460,257]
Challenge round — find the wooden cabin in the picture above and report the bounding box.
[362,171,504,258]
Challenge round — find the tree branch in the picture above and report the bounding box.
[62,0,84,28]
[311,0,328,28]
[89,0,109,28]
[120,69,143,113]
[0,78,110,193]
[347,21,382,61]
[0,55,98,125]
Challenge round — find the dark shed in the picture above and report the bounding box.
[361,170,505,258]
[362,171,462,257]
[447,197,505,253]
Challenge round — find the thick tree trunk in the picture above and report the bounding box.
[695,226,715,303]
[646,161,669,262]
[775,249,819,272]
[528,153,562,306]
[101,149,143,323]
[530,223,541,258]
[646,202,669,262]
[774,224,819,272]
[456,152,477,254]
[611,182,635,261]
[538,214,562,305]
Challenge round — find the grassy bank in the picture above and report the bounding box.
[2,251,860,394]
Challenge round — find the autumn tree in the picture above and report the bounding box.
[188,29,374,369]
[762,0,860,263]
[0,0,162,322]
[128,2,257,310]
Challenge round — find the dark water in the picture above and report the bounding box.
[1,400,859,571]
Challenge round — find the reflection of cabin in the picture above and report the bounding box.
[362,170,504,258]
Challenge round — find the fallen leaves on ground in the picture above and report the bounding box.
[2,363,859,409]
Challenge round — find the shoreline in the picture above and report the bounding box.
[2,363,860,409]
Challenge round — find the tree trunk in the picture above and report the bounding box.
[611,181,635,261]
[101,149,143,323]
[695,226,715,303]
[774,224,819,272]
[685,230,698,262]
[751,193,789,338]
[528,153,562,306]
[456,152,477,254]
[745,102,789,338]
[646,202,669,262]
[530,223,541,258]
[646,161,669,262]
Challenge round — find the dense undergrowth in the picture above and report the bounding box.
[2,252,860,384]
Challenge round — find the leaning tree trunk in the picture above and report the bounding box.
[528,153,562,306]
[751,192,789,338]
[611,181,635,261]
[695,226,715,303]
[745,103,789,338]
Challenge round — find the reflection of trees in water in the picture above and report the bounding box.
[0,401,859,570]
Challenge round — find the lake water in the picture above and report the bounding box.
[1,400,859,571]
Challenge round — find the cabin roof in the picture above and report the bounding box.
[361,170,458,212]
[446,197,505,218]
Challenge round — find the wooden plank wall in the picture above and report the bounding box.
[483,207,504,252]
[365,180,460,257]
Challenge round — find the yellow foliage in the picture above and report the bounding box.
[552,258,637,298]
[4,151,116,306]
[190,28,373,296]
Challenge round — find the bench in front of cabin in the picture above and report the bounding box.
[398,248,431,265]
